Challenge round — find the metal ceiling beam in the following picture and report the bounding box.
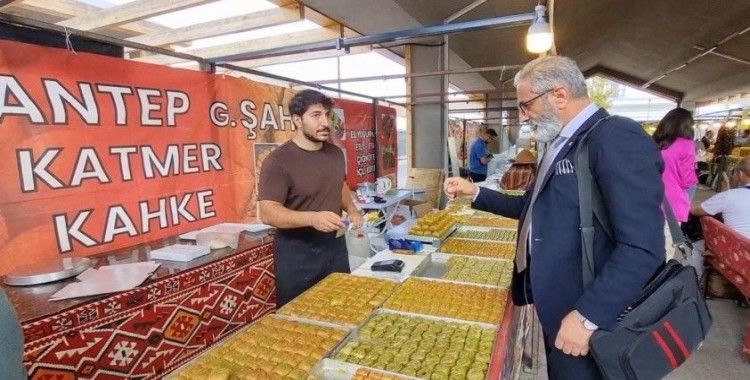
[215,63,405,108]
[583,65,683,102]
[209,13,535,63]
[456,117,505,121]
[311,64,524,85]
[448,108,516,113]
[693,45,750,66]
[132,25,344,65]
[406,98,513,106]
[379,90,516,100]
[0,13,401,109]
[642,26,750,90]
[445,0,487,23]
[0,12,210,65]
[696,107,745,117]
[232,45,372,69]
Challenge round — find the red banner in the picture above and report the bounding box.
[376,105,398,182]
[0,40,396,275]
[328,99,397,189]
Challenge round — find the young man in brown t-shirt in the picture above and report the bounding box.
[258,89,363,306]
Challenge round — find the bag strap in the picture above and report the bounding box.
[577,117,689,287]
[661,196,687,246]
[575,117,612,288]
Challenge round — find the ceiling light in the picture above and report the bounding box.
[526,5,553,54]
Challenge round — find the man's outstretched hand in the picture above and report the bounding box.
[443,177,478,199]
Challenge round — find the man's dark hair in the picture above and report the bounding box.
[485,129,498,137]
[653,107,694,149]
[738,156,750,176]
[714,126,735,156]
[289,89,333,117]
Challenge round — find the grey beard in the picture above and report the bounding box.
[533,120,561,143]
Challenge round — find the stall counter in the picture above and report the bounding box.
[3,231,276,380]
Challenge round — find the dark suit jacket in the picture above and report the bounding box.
[473,109,665,340]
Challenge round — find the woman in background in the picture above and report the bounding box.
[653,108,698,259]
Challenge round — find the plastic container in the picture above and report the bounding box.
[196,231,240,249]
[387,238,423,252]
[346,230,371,273]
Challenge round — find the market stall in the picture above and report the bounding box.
[0,9,535,380]
[0,36,401,379]
[163,202,531,380]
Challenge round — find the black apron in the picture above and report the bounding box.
[273,228,350,307]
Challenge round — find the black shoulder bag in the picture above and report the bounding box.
[576,120,712,380]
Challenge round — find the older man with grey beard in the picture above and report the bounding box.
[444,56,665,380]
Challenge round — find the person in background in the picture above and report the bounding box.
[652,108,698,259]
[258,89,363,307]
[711,126,735,158]
[0,289,26,379]
[500,149,537,190]
[692,156,750,239]
[700,129,714,151]
[444,56,664,380]
[735,128,750,147]
[468,127,498,182]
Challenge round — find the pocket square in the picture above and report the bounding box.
[555,159,575,175]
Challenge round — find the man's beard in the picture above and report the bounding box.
[302,127,329,143]
[531,100,562,144]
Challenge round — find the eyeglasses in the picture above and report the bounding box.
[518,89,553,115]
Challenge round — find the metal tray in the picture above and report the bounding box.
[387,219,457,246]
[374,307,499,331]
[435,239,516,261]
[414,254,512,289]
[381,277,509,326]
[328,309,498,380]
[164,313,352,379]
[401,273,506,291]
[448,226,518,242]
[277,274,399,329]
[3,257,91,286]
[272,312,356,332]
[310,358,421,380]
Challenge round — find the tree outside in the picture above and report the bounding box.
[587,76,616,109]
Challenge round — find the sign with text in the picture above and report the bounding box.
[0,40,396,274]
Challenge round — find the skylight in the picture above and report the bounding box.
[176,20,320,51]
[76,0,278,29]
[147,0,277,29]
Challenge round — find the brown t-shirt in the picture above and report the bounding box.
[258,140,346,215]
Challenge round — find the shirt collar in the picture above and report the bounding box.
[559,103,599,139]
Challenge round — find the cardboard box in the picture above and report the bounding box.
[401,199,432,218]
[406,168,445,208]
